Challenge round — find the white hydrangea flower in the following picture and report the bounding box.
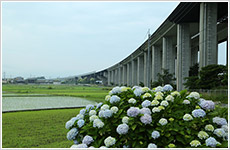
[165,95,174,102]
[121,86,129,92]
[101,104,110,110]
[142,87,150,92]
[187,92,200,99]
[122,116,129,124]
[190,140,201,147]
[171,91,180,97]
[152,107,161,113]
[76,114,84,120]
[160,100,169,107]
[128,98,136,104]
[159,118,168,126]
[89,110,97,116]
[154,94,163,100]
[105,95,111,101]
[151,100,160,106]
[155,92,163,96]
[93,119,104,128]
[143,93,152,99]
[110,106,119,114]
[205,124,215,132]
[89,115,99,122]
[183,114,193,121]
[183,100,190,104]
[104,136,116,147]
[198,131,209,140]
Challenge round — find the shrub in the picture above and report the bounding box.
[65,85,228,148]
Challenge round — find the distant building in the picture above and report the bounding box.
[13,77,25,83]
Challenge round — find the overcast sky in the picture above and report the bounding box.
[2,2,227,79]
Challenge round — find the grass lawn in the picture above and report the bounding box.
[2,84,111,102]
[2,108,81,148]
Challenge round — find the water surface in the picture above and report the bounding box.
[2,96,96,111]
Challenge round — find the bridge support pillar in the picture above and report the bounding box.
[176,23,191,91]
[118,67,121,86]
[199,2,218,69]
[132,59,137,86]
[122,65,127,85]
[137,55,144,86]
[144,52,147,86]
[152,45,162,82]
[108,71,111,85]
[162,37,175,74]
[127,63,131,86]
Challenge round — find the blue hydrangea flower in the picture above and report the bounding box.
[82,135,94,145]
[140,108,151,115]
[205,137,219,147]
[76,114,84,120]
[110,95,121,104]
[110,86,122,95]
[67,128,78,140]
[154,86,163,92]
[116,123,129,135]
[141,100,151,108]
[79,109,86,115]
[140,114,152,125]
[163,84,173,92]
[70,144,88,148]
[86,104,94,111]
[213,117,227,126]
[65,117,77,129]
[151,130,160,139]
[127,107,140,117]
[148,143,157,148]
[103,109,113,118]
[199,99,215,110]
[96,102,103,109]
[192,109,206,118]
[134,88,143,97]
[77,119,85,128]
[214,128,225,137]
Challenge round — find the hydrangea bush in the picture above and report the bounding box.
[65,84,228,148]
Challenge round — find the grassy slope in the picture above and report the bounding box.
[2,108,80,148]
[2,84,111,102]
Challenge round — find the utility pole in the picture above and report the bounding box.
[147,29,151,88]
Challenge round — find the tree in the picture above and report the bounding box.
[90,78,95,84]
[151,69,176,88]
[184,64,228,89]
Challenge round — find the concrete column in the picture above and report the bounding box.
[191,46,198,66]
[162,37,174,74]
[144,52,147,86]
[122,65,127,85]
[199,2,218,69]
[111,70,114,85]
[132,59,137,85]
[152,45,162,82]
[108,71,111,85]
[137,55,144,85]
[118,67,121,86]
[127,63,130,86]
[114,69,117,85]
[177,23,191,91]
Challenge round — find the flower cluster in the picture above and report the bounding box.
[65,85,228,148]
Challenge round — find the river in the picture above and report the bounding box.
[2,96,96,112]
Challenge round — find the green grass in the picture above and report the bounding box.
[3,84,111,102]
[2,108,81,148]
[201,93,228,104]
